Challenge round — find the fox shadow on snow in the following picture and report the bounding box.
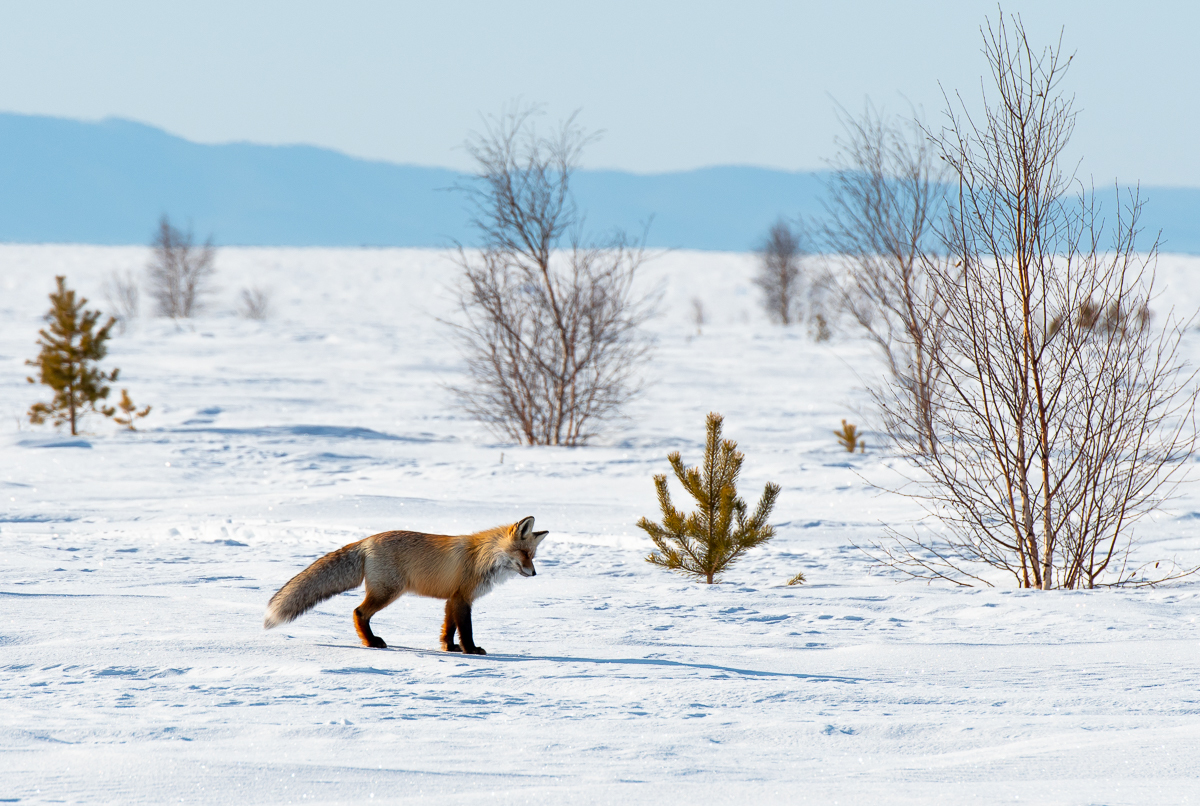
[315,643,862,682]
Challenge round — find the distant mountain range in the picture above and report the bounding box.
[0,111,1196,253]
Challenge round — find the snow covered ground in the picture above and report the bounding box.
[2,245,1199,804]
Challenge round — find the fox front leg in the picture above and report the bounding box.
[444,594,485,655]
[440,599,460,652]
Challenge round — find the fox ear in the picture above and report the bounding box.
[532,530,548,547]
[516,516,535,540]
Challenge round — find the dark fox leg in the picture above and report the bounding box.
[441,599,461,652]
[447,594,485,655]
[354,587,396,649]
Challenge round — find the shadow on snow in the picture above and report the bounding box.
[316,643,861,682]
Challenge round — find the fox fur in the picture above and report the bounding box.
[264,516,548,654]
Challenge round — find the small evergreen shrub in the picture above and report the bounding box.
[112,390,152,431]
[26,276,119,435]
[834,419,865,452]
[638,412,780,584]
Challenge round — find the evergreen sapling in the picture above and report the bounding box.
[26,276,118,435]
[638,412,781,584]
[112,389,152,431]
[834,419,865,453]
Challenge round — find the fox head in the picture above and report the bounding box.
[507,515,548,577]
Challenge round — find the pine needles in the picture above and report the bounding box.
[638,412,780,584]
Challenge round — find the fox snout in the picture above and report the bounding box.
[518,562,536,577]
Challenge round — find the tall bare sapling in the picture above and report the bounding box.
[823,103,951,454]
[867,13,1198,589]
[147,216,216,318]
[449,106,653,446]
[754,218,806,325]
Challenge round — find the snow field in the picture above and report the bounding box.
[2,245,1200,804]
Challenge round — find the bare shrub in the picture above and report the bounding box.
[822,103,951,453]
[102,269,140,333]
[147,216,216,318]
[690,297,706,333]
[449,106,654,446]
[866,13,1198,589]
[239,286,272,320]
[753,218,806,325]
[809,312,832,342]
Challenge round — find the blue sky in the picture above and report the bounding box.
[0,1,1196,185]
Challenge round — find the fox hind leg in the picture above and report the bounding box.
[354,586,398,649]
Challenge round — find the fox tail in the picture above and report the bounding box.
[264,542,365,629]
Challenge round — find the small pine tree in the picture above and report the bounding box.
[26,276,118,435]
[834,419,865,452]
[111,389,151,431]
[638,412,781,584]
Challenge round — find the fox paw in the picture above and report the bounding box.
[443,643,462,653]
[366,636,387,649]
[465,646,487,656]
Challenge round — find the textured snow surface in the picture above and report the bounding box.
[2,245,1200,805]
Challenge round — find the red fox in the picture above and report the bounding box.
[264,516,548,654]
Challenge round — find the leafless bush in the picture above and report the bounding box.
[238,286,272,320]
[822,103,951,453]
[146,216,216,318]
[753,218,806,325]
[448,106,654,446]
[866,13,1198,589]
[809,312,832,342]
[102,269,140,333]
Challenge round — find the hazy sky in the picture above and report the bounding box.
[0,1,1196,184]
